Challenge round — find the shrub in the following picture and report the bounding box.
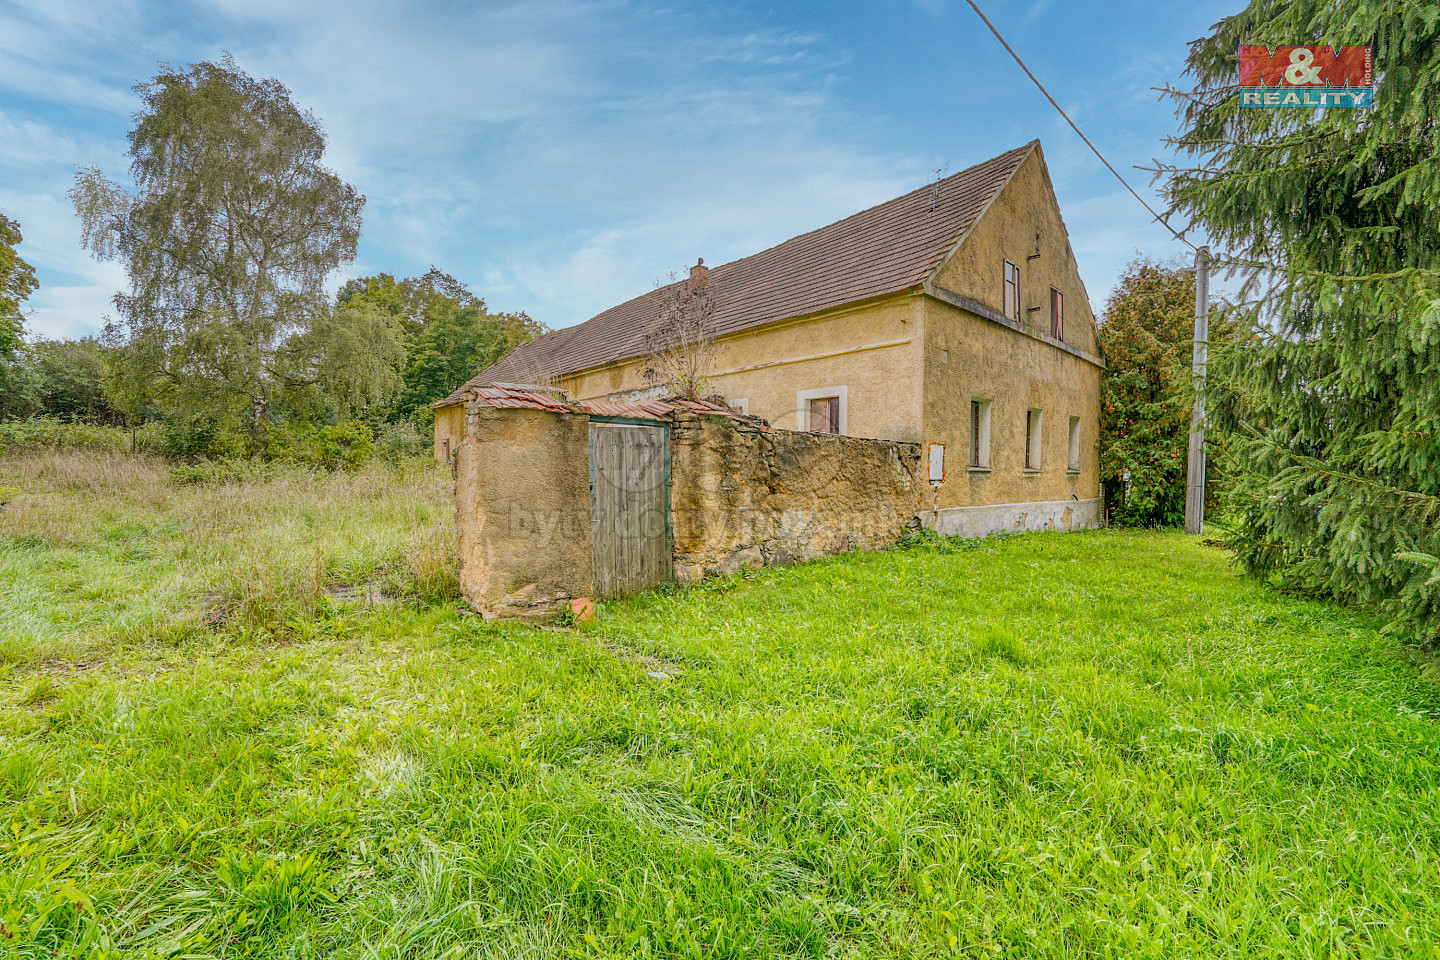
[154,418,375,470]
[130,421,169,457]
[159,415,247,461]
[376,420,427,463]
[0,417,128,452]
[287,421,375,470]
[1,413,383,471]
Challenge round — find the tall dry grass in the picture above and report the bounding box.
[0,451,457,666]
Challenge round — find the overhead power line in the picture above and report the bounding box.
[961,0,1198,252]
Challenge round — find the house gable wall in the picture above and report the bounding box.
[913,145,1103,533]
[920,295,1101,513]
[929,148,1099,356]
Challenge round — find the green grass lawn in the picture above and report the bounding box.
[1,451,1438,958]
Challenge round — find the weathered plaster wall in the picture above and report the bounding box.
[669,412,924,581]
[454,406,927,615]
[917,144,1103,534]
[455,404,593,618]
[433,403,465,464]
[931,147,1100,357]
[560,294,927,442]
[921,295,1102,523]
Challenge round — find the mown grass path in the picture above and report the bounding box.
[1,459,1437,958]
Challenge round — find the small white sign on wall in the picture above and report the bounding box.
[927,443,945,483]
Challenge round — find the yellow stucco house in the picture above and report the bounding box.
[435,140,1104,537]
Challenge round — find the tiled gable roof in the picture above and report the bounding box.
[440,141,1036,406]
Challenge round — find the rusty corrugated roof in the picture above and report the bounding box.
[578,399,672,419]
[439,142,1036,407]
[463,383,771,429]
[472,384,572,412]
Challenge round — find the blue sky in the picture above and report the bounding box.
[1,0,1235,340]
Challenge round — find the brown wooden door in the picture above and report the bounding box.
[589,421,671,598]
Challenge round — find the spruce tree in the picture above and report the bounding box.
[1161,3,1440,640]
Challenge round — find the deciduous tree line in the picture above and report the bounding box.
[1,56,544,460]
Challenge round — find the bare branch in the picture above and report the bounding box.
[640,261,720,400]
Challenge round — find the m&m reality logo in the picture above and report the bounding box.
[1237,45,1374,108]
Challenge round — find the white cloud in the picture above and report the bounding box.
[0,179,128,339]
[23,277,125,341]
[187,0,924,328]
[0,0,1216,342]
[6,0,919,336]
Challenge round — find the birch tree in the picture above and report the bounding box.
[70,57,400,447]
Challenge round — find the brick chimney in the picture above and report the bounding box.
[688,257,709,291]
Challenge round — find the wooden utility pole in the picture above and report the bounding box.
[1185,245,1210,535]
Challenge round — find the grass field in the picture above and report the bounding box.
[2,451,1438,958]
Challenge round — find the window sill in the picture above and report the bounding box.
[1066,468,1081,476]
[1023,469,1042,476]
[967,466,991,474]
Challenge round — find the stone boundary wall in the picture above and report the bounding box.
[668,411,924,582]
[454,404,927,617]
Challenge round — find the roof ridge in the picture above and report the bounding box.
[704,141,1036,280]
[438,141,1038,406]
[920,139,1039,288]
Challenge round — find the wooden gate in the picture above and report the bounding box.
[589,419,672,598]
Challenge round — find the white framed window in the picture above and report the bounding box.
[969,398,992,469]
[1003,260,1020,320]
[1068,416,1082,472]
[1050,287,1064,341]
[797,385,847,435]
[1025,408,1043,471]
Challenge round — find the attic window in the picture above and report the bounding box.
[1004,260,1020,320]
[1050,287,1064,341]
